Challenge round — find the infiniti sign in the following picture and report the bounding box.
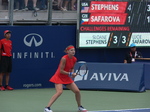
[24,33,43,47]
[13,33,55,59]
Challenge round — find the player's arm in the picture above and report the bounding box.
[60,57,70,76]
[60,58,76,77]
[70,59,78,78]
[70,63,75,73]
[70,65,77,78]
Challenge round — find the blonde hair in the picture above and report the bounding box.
[64,45,74,53]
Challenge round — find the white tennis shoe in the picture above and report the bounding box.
[78,106,88,112]
[44,107,53,112]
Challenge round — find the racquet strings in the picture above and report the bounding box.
[79,64,87,76]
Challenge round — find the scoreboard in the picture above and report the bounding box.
[77,1,150,48]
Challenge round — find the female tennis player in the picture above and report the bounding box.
[44,45,87,112]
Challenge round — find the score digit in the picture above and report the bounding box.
[127,4,132,11]
[147,16,150,23]
[113,36,118,44]
[122,36,126,44]
[128,16,131,23]
[147,4,150,11]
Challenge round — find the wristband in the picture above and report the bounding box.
[69,72,73,76]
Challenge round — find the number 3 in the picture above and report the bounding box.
[122,36,126,44]
[113,36,117,44]
[147,5,150,11]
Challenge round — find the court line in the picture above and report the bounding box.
[89,108,150,112]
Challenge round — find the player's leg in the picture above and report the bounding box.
[0,56,5,90]
[5,73,10,86]
[66,82,81,106]
[0,73,5,90]
[44,84,63,112]
[66,82,87,111]
[5,57,13,90]
[5,73,13,90]
[47,83,63,107]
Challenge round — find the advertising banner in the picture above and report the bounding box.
[0,26,148,91]
[0,26,76,89]
[74,63,145,92]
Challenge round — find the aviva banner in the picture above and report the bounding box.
[74,63,145,92]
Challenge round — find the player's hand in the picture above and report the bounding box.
[71,73,77,78]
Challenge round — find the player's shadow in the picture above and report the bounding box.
[53,110,78,112]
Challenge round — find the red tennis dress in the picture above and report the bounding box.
[49,55,77,84]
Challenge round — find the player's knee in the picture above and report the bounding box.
[74,89,80,94]
[56,91,63,96]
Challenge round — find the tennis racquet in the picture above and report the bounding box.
[76,61,88,77]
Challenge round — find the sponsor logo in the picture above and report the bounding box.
[74,71,129,82]
[13,33,55,59]
[24,33,43,47]
[23,83,42,88]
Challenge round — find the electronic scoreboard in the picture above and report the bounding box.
[77,1,150,48]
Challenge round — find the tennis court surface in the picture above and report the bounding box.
[0,89,150,112]
[89,108,150,112]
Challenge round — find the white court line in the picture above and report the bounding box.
[88,108,150,112]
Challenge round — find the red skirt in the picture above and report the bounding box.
[49,71,74,84]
